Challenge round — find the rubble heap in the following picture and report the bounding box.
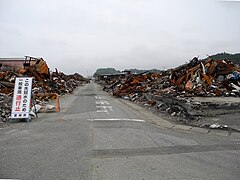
[31,70,87,95]
[100,57,240,99]
[0,58,88,123]
[0,93,13,124]
[169,58,240,97]
[113,72,160,97]
[0,59,88,95]
[97,57,240,124]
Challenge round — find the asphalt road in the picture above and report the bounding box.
[0,82,240,180]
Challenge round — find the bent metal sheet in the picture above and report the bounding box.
[11,77,33,119]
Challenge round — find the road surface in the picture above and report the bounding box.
[0,82,240,180]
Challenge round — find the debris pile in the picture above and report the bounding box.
[112,72,160,98]
[100,57,240,98]
[49,71,87,94]
[0,58,88,123]
[169,58,240,97]
[0,93,13,124]
[97,57,240,125]
[18,58,50,81]
[31,70,87,95]
[0,59,88,95]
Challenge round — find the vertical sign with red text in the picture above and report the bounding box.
[11,77,33,119]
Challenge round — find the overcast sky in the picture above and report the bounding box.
[0,0,239,76]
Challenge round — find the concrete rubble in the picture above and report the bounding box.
[0,58,88,124]
[0,93,13,126]
[96,57,240,131]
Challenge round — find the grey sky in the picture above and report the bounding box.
[0,0,239,76]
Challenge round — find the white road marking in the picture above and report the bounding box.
[96,100,110,105]
[96,106,112,109]
[95,96,105,100]
[96,110,109,113]
[88,118,146,122]
[95,96,110,114]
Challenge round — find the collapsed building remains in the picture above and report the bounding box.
[0,56,88,124]
[97,57,240,129]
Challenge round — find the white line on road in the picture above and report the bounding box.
[96,100,110,105]
[88,118,146,122]
[95,96,106,100]
[95,96,110,114]
[96,106,113,109]
[96,110,109,113]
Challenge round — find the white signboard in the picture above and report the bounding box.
[11,77,33,119]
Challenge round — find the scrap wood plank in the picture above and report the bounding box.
[207,61,217,75]
[187,64,201,74]
[201,73,212,85]
[175,75,186,85]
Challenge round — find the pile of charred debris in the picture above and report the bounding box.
[0,57,88,124]
[97,57,240,129]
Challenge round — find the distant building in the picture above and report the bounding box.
[0,56,40,71]
[95,73,125,81]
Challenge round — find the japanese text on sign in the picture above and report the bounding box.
[11,77,33,119]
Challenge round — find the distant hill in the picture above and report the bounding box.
[94,68,121,76]
[124,69,162,74]
[204,52,240,66]
[93,53,240,77]
[94,68,162,76]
